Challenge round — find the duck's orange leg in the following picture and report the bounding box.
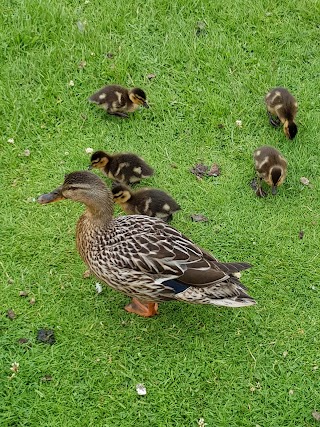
[125,298,159,317]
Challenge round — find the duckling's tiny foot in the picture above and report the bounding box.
[165,214,173,223]
[109,112,129,118]
[256,187,267,198]
[267,111,280,128]
[125,298,159,317]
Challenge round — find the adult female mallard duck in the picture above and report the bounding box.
[38,171,256,317]
[88,85,149,118]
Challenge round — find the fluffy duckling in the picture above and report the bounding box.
[265,87,298,139]
[89,150,154,185]
[38,171,256,317]
[253,145,287,197]
[112,184,181,222]
[88,85,149,118]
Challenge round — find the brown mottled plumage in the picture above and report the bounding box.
[88,85,149,118]
[112,184,180,222]
[254,145,287,197]
[265,87,298,139]
[38,171,256,317]
[89,150,154,185]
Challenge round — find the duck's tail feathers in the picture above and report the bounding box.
[213,261,252,273]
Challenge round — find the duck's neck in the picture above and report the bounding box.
[83,194,114,225]
[76,193,114,264]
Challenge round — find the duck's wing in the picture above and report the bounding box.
[111,216,251,288]
[88,85,126,107]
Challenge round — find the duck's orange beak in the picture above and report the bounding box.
[37,186,65,204]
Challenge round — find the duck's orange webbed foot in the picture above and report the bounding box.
[125,298,159,317]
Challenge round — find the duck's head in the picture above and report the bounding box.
[128,88,149,108]
[111,184,132,205]
[267,166,286,195]
[284,120,298,140]
[88,151,110,170]
[38,171,111,206]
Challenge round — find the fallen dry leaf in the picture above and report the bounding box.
[85,147,93,154]
[217,123,224,129]
[207,163,220,177]
[68,80,75,87]
[6,309,16,320]
[235,119,242,127]
[282,350,288,358]
[146,73,156,80]
[195,21,207,36]
[41,375,53,382]
[7,138,15,144]
[83,269,91,278]
[190,163,208,178]
[312,412,320,422]
[19,291,28,297]
[29,297,36,305]
[170,163,178,169]
[191,214,209,222]
[298,230,304,240]
[24,149,31,157]
[37,329,56,345]
[136,383,147,396]
[18,338,29,345]
[289,389,294,395]
[300,177,310,186]
[78,60,87,69]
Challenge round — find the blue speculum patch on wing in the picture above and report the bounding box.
[163,279,189,294]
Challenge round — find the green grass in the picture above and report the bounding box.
[1,0,320,425]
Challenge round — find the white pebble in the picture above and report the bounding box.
[95,283,103,294]
[136,383,147,395]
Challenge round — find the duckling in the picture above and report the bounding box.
[112,184,181,222]
[253,145,287,197]
[88,85,149,118]
[38,171,256,317]
[265,87,298,139]
[89,150,154,185]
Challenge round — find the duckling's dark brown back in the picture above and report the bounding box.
[88,85,129,105]
[108,153,154,184]
[254,146,287,175]
[131,189,180,220]
[265,87,297,121]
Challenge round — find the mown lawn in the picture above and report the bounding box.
[1,0,319,426]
